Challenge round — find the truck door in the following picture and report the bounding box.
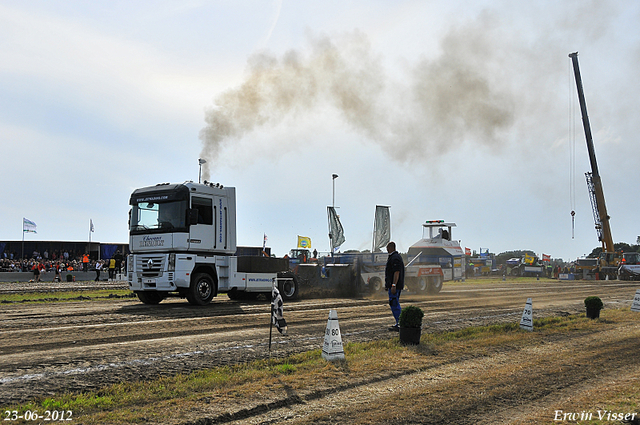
[189,196,215,252]
[189,195,230,253]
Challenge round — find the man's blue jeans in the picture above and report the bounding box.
[388,288,402,324]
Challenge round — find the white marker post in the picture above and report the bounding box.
[631,289,640,313]
[322,309,345,361]
[520,298,533,332]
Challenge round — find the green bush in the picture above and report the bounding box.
[399,305,423,328]
[584,296,604,310]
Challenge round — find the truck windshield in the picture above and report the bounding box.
[130,200,188,234]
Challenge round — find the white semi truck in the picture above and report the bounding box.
[127,181,296,305]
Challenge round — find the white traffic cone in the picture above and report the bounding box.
[520,298,533,332]
[322,309,345,361]
[631,289,640,312]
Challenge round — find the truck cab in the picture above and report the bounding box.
[129,182,236,255]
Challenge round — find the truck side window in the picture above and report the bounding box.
[192,197,213,225]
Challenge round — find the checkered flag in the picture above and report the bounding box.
[271,285,288,335]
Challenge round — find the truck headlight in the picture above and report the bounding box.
[168,253,176,271]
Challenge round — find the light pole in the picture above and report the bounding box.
[332,173,338,207]
[198,158,207,184]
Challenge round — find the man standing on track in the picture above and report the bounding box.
[385,241,405,331]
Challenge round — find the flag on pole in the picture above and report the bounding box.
[271,285,288,335]
[23,218,37,233]
[542,254,551,262]
[90,219,95,233]
[297,236,311,248]
[465,247,471,256]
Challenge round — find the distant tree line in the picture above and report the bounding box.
[587,242,640,258]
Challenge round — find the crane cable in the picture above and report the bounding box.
[569,58,577,239]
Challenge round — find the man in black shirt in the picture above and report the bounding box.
[385,241,405,331]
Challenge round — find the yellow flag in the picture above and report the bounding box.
[297,236,311,249]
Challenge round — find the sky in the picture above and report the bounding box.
[2,0,639,261]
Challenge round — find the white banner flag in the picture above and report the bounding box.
[373,205,391,252]
[327,206,345,250]
[23,218,37,233]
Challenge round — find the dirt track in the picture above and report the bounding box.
[1,279,639,423]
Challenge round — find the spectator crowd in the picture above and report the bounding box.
[0,249,126,281]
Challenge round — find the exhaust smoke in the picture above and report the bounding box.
[199,27,515,181]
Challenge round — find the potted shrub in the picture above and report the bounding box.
[584,296,604,319]
[398,305,424,345]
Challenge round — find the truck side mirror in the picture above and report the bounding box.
[188,208,199,225]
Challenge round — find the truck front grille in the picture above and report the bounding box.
[136,254,165,278]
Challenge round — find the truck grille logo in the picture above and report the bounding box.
[147,259,154,269]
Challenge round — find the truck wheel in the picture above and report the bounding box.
[415,277,429,294]
[278,272,299,301]
[370,277,383,293]
[428,276,443,294]
[135,291,165,305]
[187,273,216,305]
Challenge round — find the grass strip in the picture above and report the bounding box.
[0,290,135,303]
